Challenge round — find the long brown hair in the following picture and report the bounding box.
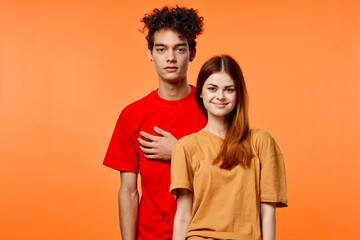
[195,55,252,169]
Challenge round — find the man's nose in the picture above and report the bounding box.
[167,50,176,62]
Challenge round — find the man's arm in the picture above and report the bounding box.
[260,202,276,240]
[138,126,177,161]
[119,171,139,240]
[172,189,192,240]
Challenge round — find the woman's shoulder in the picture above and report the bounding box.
[250,128,276,151]
[174,132,204,157]
[177,130,204,146]
[251,128,274,142]
[250,128,282,159]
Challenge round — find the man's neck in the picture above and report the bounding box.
[158,79,192,101]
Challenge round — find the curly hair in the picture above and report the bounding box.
[141,6,204,52]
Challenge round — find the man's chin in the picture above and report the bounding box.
[162,77,186,84]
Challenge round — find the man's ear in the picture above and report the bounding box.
[189,48,196,62]
[147,48,153,61]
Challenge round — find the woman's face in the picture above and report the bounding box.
[201,72,237,120]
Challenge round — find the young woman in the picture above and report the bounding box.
[170,55,287,240]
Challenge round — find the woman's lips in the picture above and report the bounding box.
[212,102,227,108]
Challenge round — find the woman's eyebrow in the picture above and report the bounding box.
[206,83,235,88]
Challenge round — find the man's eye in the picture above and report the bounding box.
[156,48,165,52]
[177,48,186,52]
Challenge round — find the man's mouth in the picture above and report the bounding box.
[165,66,178,72]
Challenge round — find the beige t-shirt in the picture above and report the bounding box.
[170,129,287,240]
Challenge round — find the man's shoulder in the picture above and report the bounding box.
[120,90,157,116]
[124,90,156,109]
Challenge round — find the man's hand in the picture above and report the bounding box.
[138,126,177,161]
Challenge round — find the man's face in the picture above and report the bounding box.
[148,28,195,83]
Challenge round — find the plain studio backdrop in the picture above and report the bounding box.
[0,0,359,239]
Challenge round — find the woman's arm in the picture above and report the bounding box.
[260,202,276,240]
[173,189,193,240]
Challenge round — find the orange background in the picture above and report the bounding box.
[1,0,359,239]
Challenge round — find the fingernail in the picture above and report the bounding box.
[154,126,158,130]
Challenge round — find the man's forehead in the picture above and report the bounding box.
[153,29,188,45]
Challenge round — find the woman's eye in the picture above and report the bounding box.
[226,89,234,92]
[208,87,216,91]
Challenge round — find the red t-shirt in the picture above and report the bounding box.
[104,86,207,240]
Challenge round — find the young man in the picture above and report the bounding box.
[103,6,206,240]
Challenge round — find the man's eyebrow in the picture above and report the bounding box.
[175,43,187,47]
[153,43,187,47]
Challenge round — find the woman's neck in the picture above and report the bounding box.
[204,115,229,139]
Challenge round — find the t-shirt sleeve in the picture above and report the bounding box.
[170,141,194,198]
[256,130,288,207]
[103,108,139,173]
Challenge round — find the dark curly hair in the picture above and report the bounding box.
[141,6,204,52]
